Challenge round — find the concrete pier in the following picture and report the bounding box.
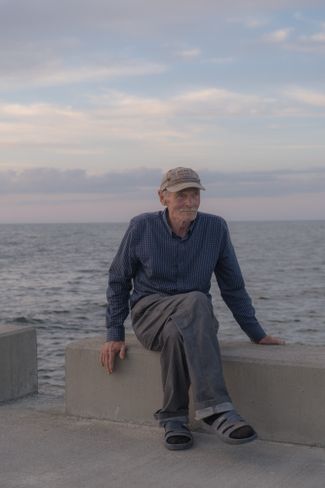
[0,324,38,402]
[1,331,325,488]
[66,333,325,447]
[1,393,325,488]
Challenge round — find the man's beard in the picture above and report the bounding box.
[179,208,198,213]
[179,208,198,220]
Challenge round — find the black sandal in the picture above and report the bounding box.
[164,421,193,451]
[203,410,257,444]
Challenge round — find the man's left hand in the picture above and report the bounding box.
[258,335,285,345]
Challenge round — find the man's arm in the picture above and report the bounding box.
[215,220,284,345]
[101,222,138,372]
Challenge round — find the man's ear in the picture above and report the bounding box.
[158,190,166,206]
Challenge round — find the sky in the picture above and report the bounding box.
[0,0,325,223]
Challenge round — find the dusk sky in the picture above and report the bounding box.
[1,0,325,222]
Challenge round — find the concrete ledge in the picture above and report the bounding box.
[66,334,163,425]
[65,333,325,447]
[0,325,38,402]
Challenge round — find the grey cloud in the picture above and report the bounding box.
[201,168,325,197]
[0,168,162,195]
[1,1,323,42]
[1,0,323,90]
[1,167,324,198]
[0,0,214,43]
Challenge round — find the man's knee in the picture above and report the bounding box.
[184,291,210,309]
[162,319,183,344]
[176,291,218,333]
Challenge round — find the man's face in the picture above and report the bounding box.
[160,187,201,224]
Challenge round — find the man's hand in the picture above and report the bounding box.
[258,335,285,345]
[100,341,127,374]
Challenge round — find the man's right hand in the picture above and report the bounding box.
[100,341,127,374]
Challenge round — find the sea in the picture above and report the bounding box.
[1,220,324,396]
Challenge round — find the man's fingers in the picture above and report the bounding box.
[259,335,285,345]
[119,344,127,360]
[102,350,109,372]
[100,349,105,367]
[101,349,106,367]
[100,341,126,373]
[108,347,116,374]
[99,347,111,372]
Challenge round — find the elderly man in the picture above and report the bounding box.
[100,167,284,451]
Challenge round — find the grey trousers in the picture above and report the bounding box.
[131,291,234,425]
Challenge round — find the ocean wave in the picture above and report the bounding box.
[7,316,45,325]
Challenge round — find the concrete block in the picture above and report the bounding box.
[66,334,163,424]
[65,333,325,447]
[0,325,38,402]
[222,342,325,447]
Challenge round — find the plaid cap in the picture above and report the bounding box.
[160,167,205,192]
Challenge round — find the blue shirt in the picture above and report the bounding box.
[106,210,266,343]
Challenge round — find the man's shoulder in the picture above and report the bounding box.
[198,211,227,228]
[129,211,162,227]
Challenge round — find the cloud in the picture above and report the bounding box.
[0,94,183,148]
[176,48,202,60]
[201,167,325,197]
[285,87,325,107]
[173,88,266,116]
[2,1,323,55]
[0,168,162,195]
[1,167,324,198]
[300,32,325,43]
[202,57,234,64]
[227,16,269,29]
[263,28,293,43]
[0,57,167,90]
[0,102,87,147]
[1,85,324,153]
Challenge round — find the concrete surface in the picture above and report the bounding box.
[1,393,325,488]
[66,333,163,423]
[66,333,325,447]
[0,325,37,402]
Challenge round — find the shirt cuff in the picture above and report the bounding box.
[106,326,125,342]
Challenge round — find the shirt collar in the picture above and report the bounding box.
[162,208,198,238]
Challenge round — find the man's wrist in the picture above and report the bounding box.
[106,327,125,342]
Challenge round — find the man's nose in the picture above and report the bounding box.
[185,196,195,207]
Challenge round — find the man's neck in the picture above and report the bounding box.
[167,215,194,238]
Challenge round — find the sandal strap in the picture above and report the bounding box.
[164,420,193,450]
[214,410,247,436]
[164,420,190,436]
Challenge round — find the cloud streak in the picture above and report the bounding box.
[263,28,293,43]
[0,168,162,195]
[285,87,325,107]
[1,85,324,153]
[0,58,167,90]
[1,167,324,198]
[176,48,202,60]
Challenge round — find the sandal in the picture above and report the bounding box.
[164,421,193,451]
[204,410,257,445]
